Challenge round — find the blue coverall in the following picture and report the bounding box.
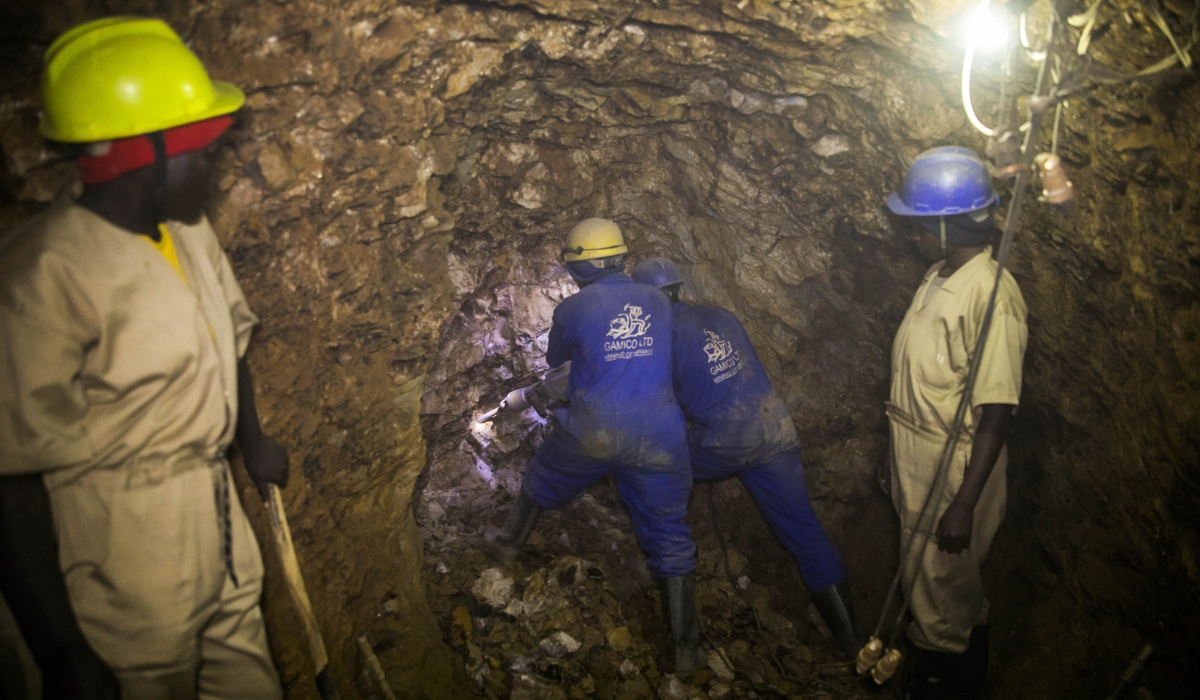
[673,302,846,591]
[521,272,696,578]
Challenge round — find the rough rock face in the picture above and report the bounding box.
[1,0,1197,698]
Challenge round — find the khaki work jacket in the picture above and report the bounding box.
[0,200,257,489]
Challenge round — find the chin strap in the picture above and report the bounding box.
[148,131,168,243]
[939,216,947,258]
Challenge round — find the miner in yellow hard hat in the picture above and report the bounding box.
[486,219,703,678]
[0,18,283,699]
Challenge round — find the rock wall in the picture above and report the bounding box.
[1,0,1197,698]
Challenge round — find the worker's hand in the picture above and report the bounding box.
[242,433,290,500]
[936,501,973,554]
[43,648,120,700]
[526,384,551,419]
[875,456,891,497]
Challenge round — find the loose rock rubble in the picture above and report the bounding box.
[422,471,877,699]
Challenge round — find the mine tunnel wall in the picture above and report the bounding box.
[1,1,1197,698]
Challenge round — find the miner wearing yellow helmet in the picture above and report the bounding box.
[485,219,703,678]
[0,18,282,698]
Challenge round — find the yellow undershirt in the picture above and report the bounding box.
[144,223,188,284]
[143,224,214,339]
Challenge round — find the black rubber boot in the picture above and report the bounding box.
[484,491,541,563]
[903,645,957,700]
[662,573,703,679]
[810,579,866,660]
[903,627,988,700]
[945,625,989,699]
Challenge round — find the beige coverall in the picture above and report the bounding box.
[0,201,281,698]
[888,248,1028,654]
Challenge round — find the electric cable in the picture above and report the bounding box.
[1019,15,1054,149]
[1020,9,1051,61]
[1051,101,1064,155]
[962,0,998,136]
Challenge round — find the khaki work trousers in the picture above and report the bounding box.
[50,456,281,699]
[889,416,1006,654]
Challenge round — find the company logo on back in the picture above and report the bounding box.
[603,304,654,361]
[703,329,743,383]
[702,330,733,362]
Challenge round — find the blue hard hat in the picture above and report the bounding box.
[631,257,682,289]
[886,146,1000,217]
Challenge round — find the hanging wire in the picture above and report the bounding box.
[1069,0,1197,74]
[1068,0,1109,55]
[1147,2,1192,68]
[1050,56,1064,155]
[962,0,998,136]
[1019,14,1055,151]
[1051,102,1064,154]
[1020,11,1048,61]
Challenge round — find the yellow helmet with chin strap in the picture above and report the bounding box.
[39,17,245,143]
[562,218,628,262]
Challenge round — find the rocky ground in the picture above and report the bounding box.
[418,445,886,700]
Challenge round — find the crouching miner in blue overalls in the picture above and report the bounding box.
[631,258,865,660]
[485,219,703,677]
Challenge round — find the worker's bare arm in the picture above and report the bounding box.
[235,357,290,500]
[0,474,120,699]
[931,403,1008,557]
[935,403,1013,554]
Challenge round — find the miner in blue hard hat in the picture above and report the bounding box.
[630,257,864,660]
[883,146,1028,700]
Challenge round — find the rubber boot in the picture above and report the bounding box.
[945,625,989,700]
[810,579,865,660]
[902,645,956,700]
[662,574,703,679]
[485,491,541,563]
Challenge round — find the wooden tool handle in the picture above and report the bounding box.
[264,484,340,700]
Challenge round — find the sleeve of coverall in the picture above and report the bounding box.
[0,287,95,475]
[971,294,1028,408]
[201,218,259,359]
[546,300,574,369]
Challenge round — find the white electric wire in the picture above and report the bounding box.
[962,0,997,136]
[1020,11,1048,61]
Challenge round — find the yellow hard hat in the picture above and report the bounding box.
[39,17,245,143]
[562,218,628,262]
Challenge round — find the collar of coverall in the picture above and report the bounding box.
[929,247,994,296]
[78,116,234,185]
[568,263,625,286]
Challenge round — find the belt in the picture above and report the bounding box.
[885,402,973,450]
[124,447,240,586]
[123,446,217,489]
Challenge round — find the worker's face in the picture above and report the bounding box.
[164,145,216,225]
[911,222,944,262]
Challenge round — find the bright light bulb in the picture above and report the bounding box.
[964,7,1010,51]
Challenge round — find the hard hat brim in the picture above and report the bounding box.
[886,191,1000,218]
[38,80,246,143]
[886,191,935,217]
